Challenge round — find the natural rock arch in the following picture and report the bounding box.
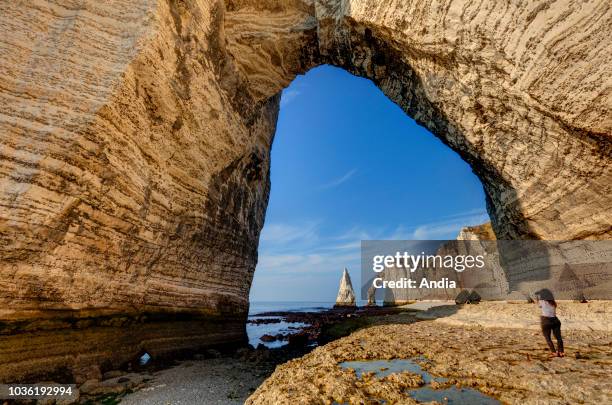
[0,0,610,381]
[223,0,611,240]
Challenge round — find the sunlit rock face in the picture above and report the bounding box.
[0,0,610,381]
[335,268,357,307]
[380,223,612,304]
[380,223,506,304]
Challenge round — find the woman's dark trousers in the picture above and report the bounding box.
[541,316,563,353]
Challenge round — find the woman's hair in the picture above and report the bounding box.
[535,289,556,306]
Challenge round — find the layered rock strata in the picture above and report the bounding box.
[381,223,612,304]
[1,0,611,381]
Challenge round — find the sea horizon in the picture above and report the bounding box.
[249,300,369,315]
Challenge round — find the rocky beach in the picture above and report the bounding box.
[247,301,611,404]
[69,301,609,404]
[68,305,414,404]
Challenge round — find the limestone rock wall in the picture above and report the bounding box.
[226,0,612,239]
[0,0,277,381]
[380,223,504,304]
[0,0,611,381]
[380,222,612,305]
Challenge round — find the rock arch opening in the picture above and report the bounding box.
[250,64,490,303]
[224,0,611,242]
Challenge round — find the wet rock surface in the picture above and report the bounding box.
[247,303,612,404]
[339,359,500,404]
[249,306,413,346]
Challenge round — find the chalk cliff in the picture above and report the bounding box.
[0,0,610,381]
[379,222,612,305]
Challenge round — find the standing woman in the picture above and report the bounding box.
[536,289,564,357]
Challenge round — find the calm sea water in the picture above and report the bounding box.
[247,301,335,348]
[248,301,336,315]
[247,301,369,347]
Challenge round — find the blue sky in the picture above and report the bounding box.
[249,65,489,302]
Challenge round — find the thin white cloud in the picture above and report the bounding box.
[280,89,301,107]
[319,169,357,190]
[409,209,490,240]
[323,240,362,251]
[259,222,319,244]
[257,254,304,269]
[258,251,359,275]
[257,220,360,276]
[435,208,490,222]
[324,208,489,243]
[412,223,467,239]
[254,208,490,289]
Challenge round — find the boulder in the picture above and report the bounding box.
[468,290,482,304]
[455,290,471,305]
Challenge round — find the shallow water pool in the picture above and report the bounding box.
[339,358,500,405]
[339,359,446,383]
[408,386,499,405]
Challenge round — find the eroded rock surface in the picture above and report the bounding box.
[0,0,611,381]
[247,303,612,404]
